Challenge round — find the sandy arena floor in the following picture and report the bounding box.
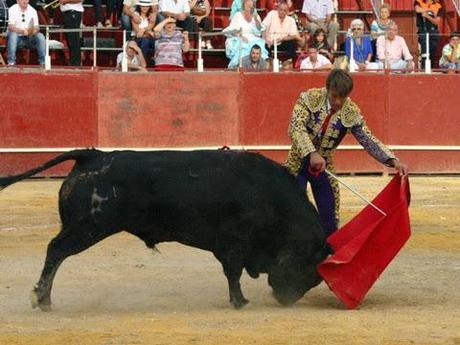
[0,176,459,345]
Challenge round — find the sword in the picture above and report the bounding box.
[325,170,387,216]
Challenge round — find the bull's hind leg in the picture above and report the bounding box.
[31,225,114,311]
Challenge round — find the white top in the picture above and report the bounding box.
[8,4,39,32]
[60,1,84,13]
[224,12,263,41]
[262,10,298,43]
[159,0,190,14]
[135,12,150,29]
[300,54,331,69]
[117,52,141,67]
[301,0,334,20]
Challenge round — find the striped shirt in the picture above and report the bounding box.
[154,30,184,66]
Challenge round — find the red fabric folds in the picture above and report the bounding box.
[318,175,411,309]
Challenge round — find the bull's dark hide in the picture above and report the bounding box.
[0,149,329,311]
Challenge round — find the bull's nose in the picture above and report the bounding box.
[272,291,302,306]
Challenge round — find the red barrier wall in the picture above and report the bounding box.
[0,70,459,176]
[97,72,240,147]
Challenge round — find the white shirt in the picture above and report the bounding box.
[8,4,39,32]
[60,1,84,13]
[262,10,298,44]
[159,0,190,14]
[117,52,141,67]
[301,0,334,20]
[300,54,331,69]
[223,12,263,41]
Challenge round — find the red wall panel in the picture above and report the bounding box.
[97,72,240,147]
[0,71,98,147]
[387,75,460,145]
[239,72,325,145]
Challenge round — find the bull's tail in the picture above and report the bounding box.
[0,149,103,191]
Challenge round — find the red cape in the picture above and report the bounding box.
[318,175,411,309]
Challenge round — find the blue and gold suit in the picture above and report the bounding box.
[285,87,396,236]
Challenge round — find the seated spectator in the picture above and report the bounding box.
[159,0,194,32]
[370,3,395,61]
[7,0,45,66]
[299,45,332,70]
[132,0,157,62]
[439,32,460,72]
[117,40,147,71]
[223,0,267,69]
[312,28,333,61]
[241,44,267,70]
[122,0,158,33]
[190,0,213,49]
[263,0,300,65]
[376,23,414,71]
[153,17,190,70]
[345,19,377,71]
[301,0,339,47]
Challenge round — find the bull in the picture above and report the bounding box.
[0,149,330,311]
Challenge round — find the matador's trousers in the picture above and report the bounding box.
[297,156,340,237]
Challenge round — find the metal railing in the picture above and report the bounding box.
[44,26,122,70]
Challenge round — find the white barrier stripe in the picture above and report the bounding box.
[0,145,460,153]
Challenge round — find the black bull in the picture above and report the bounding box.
[0,149,330,310]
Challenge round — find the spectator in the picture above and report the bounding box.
[122,0,158,33]
[117,40,147,71]
[7,0,45,66]
[190,0,213,49]
[263,0,300,65]
[415,0,441,68]
[301,0,339,47]
[439,32,460,72]
[104,0,123,27]
[376,23,414,71]
[132,0,156,62]
[92,0,104,28]
[344,19,376,71]
[159,0,194,32]
[223,0,267,69]
[370,3,394,61]
[241,44,267,70]
[153,17,190,69]
[370,3,394,40]
[312,28,333,61]
[300,46,332,70]
[60,0,84,66]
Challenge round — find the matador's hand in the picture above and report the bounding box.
[390,159,409,178]
[309,152,326,175]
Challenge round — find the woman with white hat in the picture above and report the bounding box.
[132,0,157,63]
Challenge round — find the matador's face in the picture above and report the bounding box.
[327,89,347,113]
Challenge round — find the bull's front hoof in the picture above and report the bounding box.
[30,289,52,312]
[231,298,249,309]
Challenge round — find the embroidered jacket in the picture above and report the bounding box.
[286,87,396,175]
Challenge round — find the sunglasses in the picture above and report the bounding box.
[351,28,362,31]
[22,13,25,23]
